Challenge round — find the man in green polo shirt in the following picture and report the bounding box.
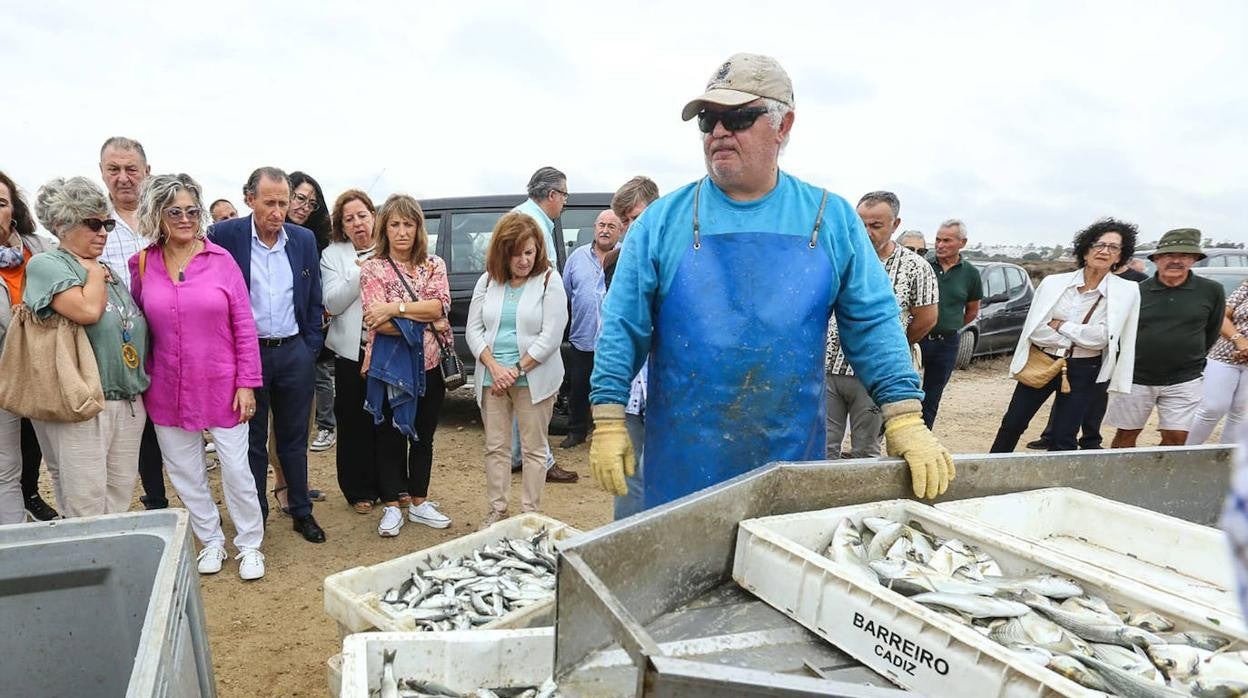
[1106,228,1224,447]
[919,218,982,429]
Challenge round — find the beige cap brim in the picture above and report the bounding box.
[680,88,762,121]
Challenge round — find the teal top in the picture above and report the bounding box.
[23,249,151,400]
[480,290,528,388]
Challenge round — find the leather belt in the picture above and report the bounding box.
[259,335,299,348]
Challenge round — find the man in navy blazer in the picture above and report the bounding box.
[209,166,327,543]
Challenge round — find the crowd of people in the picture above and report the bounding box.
[0,52,1240,587]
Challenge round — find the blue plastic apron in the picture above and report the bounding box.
[642,183,834,510]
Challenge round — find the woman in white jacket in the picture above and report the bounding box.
[321,190,381,513]
[990,219,1141,452]
[466,212,568,527]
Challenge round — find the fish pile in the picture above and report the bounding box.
[379,649,561,698]
[375,528,558,631]
[825,515,1247,697]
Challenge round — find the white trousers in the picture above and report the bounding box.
[155,422,263,551]
[33,398,145,518]
[1187,359,1248,445]
[0,408,26,525]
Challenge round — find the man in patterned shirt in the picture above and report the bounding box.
[825,191,938,458]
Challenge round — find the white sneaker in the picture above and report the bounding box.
[409,500,451,528]
[236,548,266,581]
[197,545,227,575]
[378,505,405,537]
[310,429,336,452]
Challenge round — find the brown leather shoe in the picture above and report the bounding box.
[546,464,579,483]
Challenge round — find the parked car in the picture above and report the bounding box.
[1193,266,1248,296]
[422,192,614,433]
[955,261,1035,369]
[1135,247,1248,274]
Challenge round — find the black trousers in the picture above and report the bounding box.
[990,354,1105,453]
[334,356,379,505]
[137,418,167,508]
[250,338,315,519]
[919,334,961,429]
[566,347,594,438]
[377,367,445,502]
[19,418,41,499]
[1038,385,1108,448]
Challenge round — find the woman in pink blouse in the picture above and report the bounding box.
[129,174,266,581]
[359,194,453,537]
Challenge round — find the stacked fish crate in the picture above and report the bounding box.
[324,513,581,697]
[732,489,1246,697]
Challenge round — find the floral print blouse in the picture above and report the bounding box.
[359,255,452,371]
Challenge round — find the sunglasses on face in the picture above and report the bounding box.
[163,207,202,221]
[697,106,769,134]
[905,246,927,256]
[82,218,117,233]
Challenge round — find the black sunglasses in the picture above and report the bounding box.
[697,106,769,134]
[904,246,927,256]
[83,218,117,233]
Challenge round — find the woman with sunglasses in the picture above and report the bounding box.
[128,173,267,580]
[896,230,928,258]
[23,177,150,517]
[989,219,1141,453]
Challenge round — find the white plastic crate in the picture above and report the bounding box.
[937,487,1236,616]
[733,500,1247,697]
[324,513,581,636]
[326,653,342,698]
[338,629,553,697]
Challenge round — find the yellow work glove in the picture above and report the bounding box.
[589,404,635,496]
[882,400,956,499]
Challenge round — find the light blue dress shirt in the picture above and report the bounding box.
[511,198,558,262]
[249,219,299,339]
[562,243,608,352]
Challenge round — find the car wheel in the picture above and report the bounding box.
[955,331,975,370]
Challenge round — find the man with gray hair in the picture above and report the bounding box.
[919,218,982,429]
[590,53,955,509]
[209,167,327,543]
[825,192,938,458]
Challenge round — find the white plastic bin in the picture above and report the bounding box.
[327,653,342,698]
[338,628,553,697]
[733,500,1247,697]
[0,510,214,697]
[324,513,580,636]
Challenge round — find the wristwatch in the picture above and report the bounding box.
[515,364,526,376]
[398,302,407,314]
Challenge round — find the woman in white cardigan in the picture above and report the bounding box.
[321,190,381,513]
[466,212,569,527]
[989,219,1141,452]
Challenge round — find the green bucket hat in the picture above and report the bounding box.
[1148,228,1206,261]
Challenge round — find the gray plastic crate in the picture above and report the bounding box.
[0,510,215,697]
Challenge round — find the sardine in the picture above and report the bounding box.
[908,592,1030,618]
[381,649,399,698]
[423,566,476,582]
[1068,653,1189,697]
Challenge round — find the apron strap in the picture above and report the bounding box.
[809,189,829,248]
[693,181,829,250]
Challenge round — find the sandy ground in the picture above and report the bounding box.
[136,356,1184,697]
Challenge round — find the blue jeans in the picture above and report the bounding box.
[990,354,1105,453]
[511,418,554,469]
[613,413,646,520]
[919,333,961,429]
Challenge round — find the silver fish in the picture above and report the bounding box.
[908,592,1030,618]
[381,648,400,698]
[866,520,905,562]
[402,678,461,696]
[1009,644,1054,666]
[423,566,476,582]
[1186,679,1248,697]
[1068,653,1189,697]
[987,617,1029,646]
[1047,654,1111,692]
[1126,611,1175,633]
[1147,644,1209,683]
[1090,643,1162,681]
[1157,631,1231,652]
[827,518,878,585]
[1028,601,1163,648]
[979,574,1084,600]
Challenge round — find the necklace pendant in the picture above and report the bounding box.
[178,270,185,282]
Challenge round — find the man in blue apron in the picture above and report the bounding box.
[588,53,955,511]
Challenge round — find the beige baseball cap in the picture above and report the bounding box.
[681,53,794,121]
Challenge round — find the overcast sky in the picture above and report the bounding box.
[5,1,1246,245]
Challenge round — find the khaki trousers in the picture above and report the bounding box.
[32,398,146,518]
[483,386,554,514]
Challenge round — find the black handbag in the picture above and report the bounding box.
[386,258,466,390]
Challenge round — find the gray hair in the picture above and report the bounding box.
[99,136,147,164]
[858,190,900,218]
[242,166,291,198]
[938,218,968,240]
[763,97,792,150]
[35,177,111,238]
[526,166,567,201]
[897,230,926,247]
[137,173,208,242]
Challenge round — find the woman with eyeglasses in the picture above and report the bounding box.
[127,174,267,579]
[989,219,1141,453]
[22,177,150,517]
